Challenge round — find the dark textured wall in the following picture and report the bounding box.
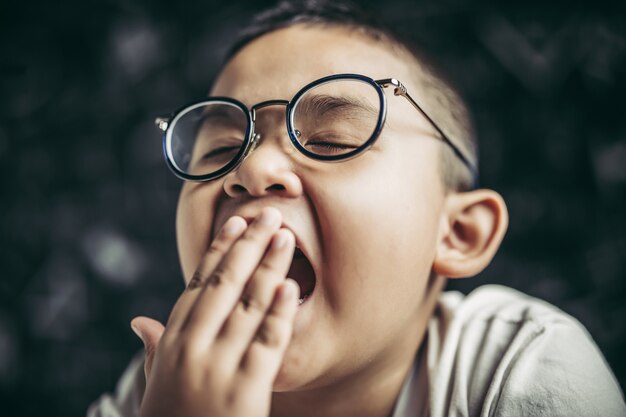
[1,0,625,415]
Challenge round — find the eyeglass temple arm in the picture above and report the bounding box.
[376,78,478,185]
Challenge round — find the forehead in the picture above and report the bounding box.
[210,25,418,105]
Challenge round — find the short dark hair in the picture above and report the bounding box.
[223,0,477,191]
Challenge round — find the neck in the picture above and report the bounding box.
[270,275,446,417]
[271,357,411,417]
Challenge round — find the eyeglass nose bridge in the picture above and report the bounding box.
[250,99,290,121]
[244,99,291,157]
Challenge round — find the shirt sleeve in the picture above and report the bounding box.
[86,351,146,417]
[489,317,626,417]
[427,286,626,417]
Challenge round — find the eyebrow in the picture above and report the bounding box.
[192,106,247,139]
[295,94,379,119]
[198,106,245,125]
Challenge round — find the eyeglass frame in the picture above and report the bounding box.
[155,73,478,187]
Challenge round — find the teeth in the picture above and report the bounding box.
[289,244,313,306]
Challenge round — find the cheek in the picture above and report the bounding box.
[176,184,220,283]
[313,147,443,312]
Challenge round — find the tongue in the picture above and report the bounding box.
[287,254,316,299]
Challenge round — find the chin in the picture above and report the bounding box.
[272,351,310,392]
[272,374,299,392]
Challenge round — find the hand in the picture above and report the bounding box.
[130,207,300,417]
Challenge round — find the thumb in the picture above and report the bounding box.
[130,316,165,381]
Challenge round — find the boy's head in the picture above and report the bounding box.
[227,0,478,193]
[173,0,507,392]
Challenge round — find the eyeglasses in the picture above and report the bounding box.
[155,73,477,185]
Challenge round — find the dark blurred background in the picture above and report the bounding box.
[1,0,625,415]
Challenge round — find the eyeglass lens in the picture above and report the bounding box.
[291,79,380,156]
[168,79,381,177]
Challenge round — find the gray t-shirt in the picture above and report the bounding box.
[88,285,626,417]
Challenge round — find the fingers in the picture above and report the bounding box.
[211,228,295,366]
[152,206,296,390]
[238,279,300,385]
[165,216,248,334]
[130,316,165,380]
[183,207,286,344]
[135,208,299,417]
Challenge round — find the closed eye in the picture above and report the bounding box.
[303,140,360,156]
[202,145,241,159]
[306,141,356,150]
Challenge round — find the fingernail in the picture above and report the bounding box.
[273,230,291,249]
[259,207,280,226]
[130,322,145,344]
[223,217,245,237]
[281,279,299,300]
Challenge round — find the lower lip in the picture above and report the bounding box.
[293,286,315,332]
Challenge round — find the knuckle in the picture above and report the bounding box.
[186,241,231,291]
[208,265,239,288]
[224,389,239,409]
[256,257,283,276]
[239,292,268,316]
[160,331,179,350]
[186,270,205,290]
[206,269,225,288]
[199,361,224,386]
[187,266,237,291]
[174,341,200,369]
[254,319,286,348]
[206,242,225,257]
[238,229,268,247]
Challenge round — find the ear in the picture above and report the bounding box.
[433,189,508,278]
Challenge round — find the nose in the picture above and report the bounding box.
[223,133,303,198]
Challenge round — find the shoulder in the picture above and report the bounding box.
[87,350,145,417]
[427,285,626,417]
[438,284,573,326]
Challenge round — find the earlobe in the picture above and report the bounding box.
[433,189,508,278]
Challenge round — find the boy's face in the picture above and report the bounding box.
[176,25,448,390]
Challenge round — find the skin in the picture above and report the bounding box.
[131,25,508,417]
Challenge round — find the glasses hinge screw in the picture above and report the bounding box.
[155,117,169,131]
[393,82,407,97]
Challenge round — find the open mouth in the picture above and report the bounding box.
[288,246,316,304]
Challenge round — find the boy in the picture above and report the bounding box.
[89,1,625,416]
